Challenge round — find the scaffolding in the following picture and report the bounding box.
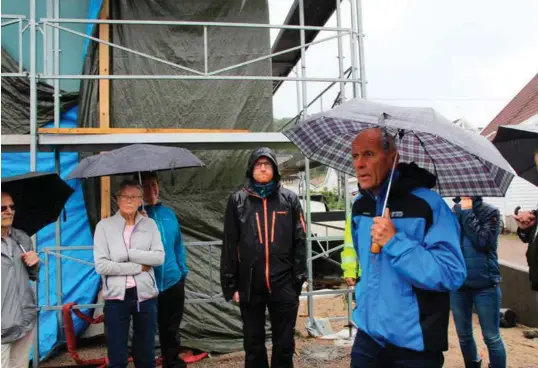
[1,0,367,365]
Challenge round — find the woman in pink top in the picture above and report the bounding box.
[93,180,165,368]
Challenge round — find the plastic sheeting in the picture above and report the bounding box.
[0,48,78,134]
[78,0,273,352]
[1,107,99,361]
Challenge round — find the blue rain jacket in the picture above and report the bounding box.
[351,163,466,352]
[144,203,188,291]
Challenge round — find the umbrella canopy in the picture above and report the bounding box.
[66,144,205,180]
[284,98,514,197]
[1,172,74,236]
[493,124,538,186]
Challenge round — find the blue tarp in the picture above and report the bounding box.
[1,107,100,361]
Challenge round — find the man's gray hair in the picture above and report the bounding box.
[117,179,143,195]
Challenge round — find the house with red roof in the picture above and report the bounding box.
[481,73,538,220]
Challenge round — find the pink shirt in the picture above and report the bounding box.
[123,225,136,289]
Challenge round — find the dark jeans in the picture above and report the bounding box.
[104,288,158,368]
[350,329,444,368]
[158,279,186,368]
[450,286,506,368]
[239,284,299,368]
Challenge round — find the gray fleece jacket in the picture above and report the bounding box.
[93,211,165,301]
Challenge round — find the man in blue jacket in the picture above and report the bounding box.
[350,128,466,367]
[139,172,188,368]
[451,196,506,368]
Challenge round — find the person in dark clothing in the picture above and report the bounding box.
[138,172,188,368]
[514,209,538,292]
[450,196,506,368]
[349,128,466,368]
[220,147,307,368]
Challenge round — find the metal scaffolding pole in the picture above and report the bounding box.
[355,0,367,98]
[335,0,346,104]
[29,0,39,364]
[297,0,314,327]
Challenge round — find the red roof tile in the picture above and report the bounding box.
[481,73,538,140]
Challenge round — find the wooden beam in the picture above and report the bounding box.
[38,128,249,134]
[99,0,111,219]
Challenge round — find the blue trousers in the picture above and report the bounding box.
[450,286,506,368]
[104,288,158,368]
[350,329,444,368]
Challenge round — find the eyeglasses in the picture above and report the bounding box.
[254,161,272,168]
[118,195,142,202]
[1,205,15,212]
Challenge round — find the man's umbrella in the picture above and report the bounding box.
[1,172,75,237]
[66,144,206,180]
[284,98,515,198]
[493,124,538,186]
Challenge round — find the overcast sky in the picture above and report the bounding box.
[269,0,538,129]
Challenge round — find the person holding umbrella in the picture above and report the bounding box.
[93,179,165,368]
[138,171,188,368]
[1,172,73,368]
[346,128,466,367]
[1,192,40,368]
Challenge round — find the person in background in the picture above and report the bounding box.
[94,180,164,368]
[341,214,361,286]
[1,192,40,368]
[220,147,307,368]
[349,128,466,368]
[451,196,506,368]
[514,209,538,292]
[138,171,188,368]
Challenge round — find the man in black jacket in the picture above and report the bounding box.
[220,147,307,368]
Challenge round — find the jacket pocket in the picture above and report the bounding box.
[255,212,263,244]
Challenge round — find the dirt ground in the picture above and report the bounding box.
[43,294,538,368]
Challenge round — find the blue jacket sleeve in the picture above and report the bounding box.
[175,221,188,278]
[382,194,466,292]
[459,204,500,252]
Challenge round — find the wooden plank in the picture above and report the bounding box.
[38,128,250,134]
[99,0,111,219]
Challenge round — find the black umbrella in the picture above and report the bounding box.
[493,125,538,186]
[1,172,75,236]
[66,144,205,180]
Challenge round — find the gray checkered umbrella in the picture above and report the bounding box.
[284,99,514,197]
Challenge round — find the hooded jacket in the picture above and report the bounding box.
[144,203,188,292]
[220,147,307,302]
[453,197,501,289]
[351,163,466,353]
[1,228,38,343]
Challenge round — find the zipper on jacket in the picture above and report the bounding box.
[124,219,142,301]
[263,199,271,293]
[255,213,263,244]
[271,211,276,243]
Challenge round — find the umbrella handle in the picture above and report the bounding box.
[370,242,382,254]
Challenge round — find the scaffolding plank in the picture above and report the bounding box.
[271,0,338,94]
[38,128,249,134]
[2,132,294,152]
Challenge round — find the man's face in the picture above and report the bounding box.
[1,193,15,228]
[351,129,396,193]
[535,153,538,171]
[141,178,159,205]
[252,157,274,184]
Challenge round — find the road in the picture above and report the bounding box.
[498,234,529,268]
